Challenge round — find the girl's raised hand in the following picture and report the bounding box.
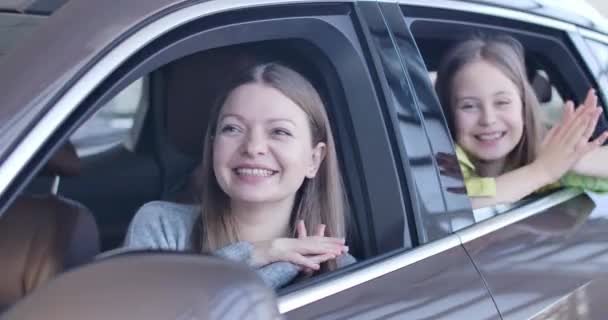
[250,220,347,270]
[536,89,608,182]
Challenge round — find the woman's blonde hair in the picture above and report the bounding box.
[194,62,348,271]
[435,34,543,173]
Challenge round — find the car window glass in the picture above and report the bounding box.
[70,78,145,157]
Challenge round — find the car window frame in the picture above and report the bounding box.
[397,3,605,232]
[0,0,418,312]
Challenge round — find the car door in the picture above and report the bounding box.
[394,1,608,319]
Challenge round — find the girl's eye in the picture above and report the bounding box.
[496,100,511,108]
[459,103,477,112]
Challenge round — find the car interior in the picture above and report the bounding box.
[0,40,372,311]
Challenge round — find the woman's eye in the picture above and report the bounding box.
[220,125,241,134]
[272,128,292,137]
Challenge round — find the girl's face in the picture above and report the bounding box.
[450,60,524,162]
[213,83,326,206]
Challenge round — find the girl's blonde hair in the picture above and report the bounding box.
[194,62,348,271]
[435,34,543,173]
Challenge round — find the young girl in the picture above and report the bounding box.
[435,34,608,209]
[124,63,355,288]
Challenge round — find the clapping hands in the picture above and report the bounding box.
[535,89,608,183]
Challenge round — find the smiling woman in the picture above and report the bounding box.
[123,63,355,289]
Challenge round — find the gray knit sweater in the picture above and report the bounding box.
[123,201,355,289]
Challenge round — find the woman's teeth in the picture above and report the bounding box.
[235,168,275,176]
[476,132,504,141]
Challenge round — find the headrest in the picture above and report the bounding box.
[1,254,280,320]
[42,143,80,177]
[165,46,261,158]
[531,71,552,103]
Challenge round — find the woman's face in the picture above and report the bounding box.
[450,60,524,162]
[213,83,326,206]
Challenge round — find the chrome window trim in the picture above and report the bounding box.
[456,188,583,244]
[0,0,354,197]
[397,0,576,33]
[277,235,462,313]
[580,28,608,44]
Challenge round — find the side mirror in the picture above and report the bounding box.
[1,253,281,320]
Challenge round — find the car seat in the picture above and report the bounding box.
[0,143,100,308]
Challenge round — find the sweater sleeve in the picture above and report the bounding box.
[560,172,608,193]
[123,201,198,251]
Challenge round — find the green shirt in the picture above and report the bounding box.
[455,145,608,197]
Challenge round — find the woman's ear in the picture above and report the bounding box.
[306,142,326,178]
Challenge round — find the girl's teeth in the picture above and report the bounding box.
[236,168,274,176]
[477,133,502,140]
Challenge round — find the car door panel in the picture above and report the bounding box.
[283,240,500,319]
[459,192,608,319]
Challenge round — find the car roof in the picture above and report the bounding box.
[0,0,607,157]
[462,0,608,34]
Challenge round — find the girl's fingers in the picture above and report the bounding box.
[583,108,603,140]
[563,111,595,148]
[591,131,608,148]
[542,125,559,146]
[584,89,598,110]
[561,100,575,124]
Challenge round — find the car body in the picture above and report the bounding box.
[1,0,608,319]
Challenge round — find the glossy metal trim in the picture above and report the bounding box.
[277,235,461,313]
[579,28,608,44]
[0,0,353,197]
[397,0,576,32]
[456,188,584,244]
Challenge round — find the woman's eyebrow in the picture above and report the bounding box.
[267,118,296,126]
[218,113,243,122]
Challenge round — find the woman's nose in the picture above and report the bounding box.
[242,131,267,156]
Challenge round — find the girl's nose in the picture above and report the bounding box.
[242,130,267,156]
[479,106,497,125]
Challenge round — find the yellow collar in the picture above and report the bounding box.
[455,145,476,170]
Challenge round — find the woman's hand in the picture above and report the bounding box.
[535,89,608,183]
[250,221,347,270]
